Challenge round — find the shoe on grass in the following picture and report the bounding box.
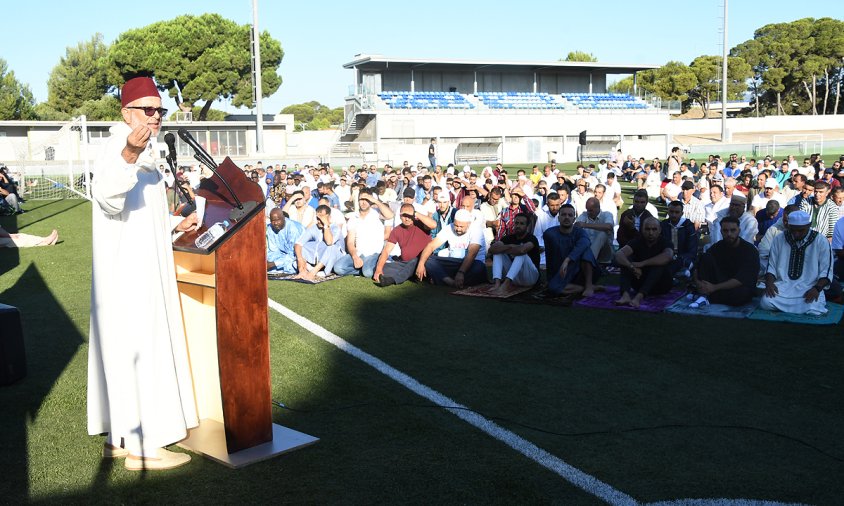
[124,448,191,471]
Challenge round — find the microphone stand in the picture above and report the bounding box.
[177,128,257,221]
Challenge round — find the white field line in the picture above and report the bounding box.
[268,297,636,505]
[268,298,809,506]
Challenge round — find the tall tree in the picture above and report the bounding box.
[47,34,111,114]
[0,59,36,120]
[281,101,343,131]
[688,55,751,118]
[562,51,598,62]
[637,61,698,111]
[109,14,283,120]
[607,76,636,94]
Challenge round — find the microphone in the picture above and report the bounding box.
[177,127,257,221]
[164,132,178,170]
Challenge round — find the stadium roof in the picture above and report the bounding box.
[343,54,659,74]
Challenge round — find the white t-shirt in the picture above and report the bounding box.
[435,224,486,262]
[346,211,385,257]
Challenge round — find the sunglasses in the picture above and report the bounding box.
[400,213,415,219]
[125,106,168,117]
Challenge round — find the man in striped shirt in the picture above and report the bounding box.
[678,181,705,230]
[800,180,839,241]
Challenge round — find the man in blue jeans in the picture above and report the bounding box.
[334,189,394,278]
[416,209,487,288]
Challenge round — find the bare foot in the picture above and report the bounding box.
[48,230,59,245]
[582,287,595,297]
[614,294,631,306]
[442,277,455,287]
[629,294,644,308]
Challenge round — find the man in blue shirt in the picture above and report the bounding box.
[267,208,304,274]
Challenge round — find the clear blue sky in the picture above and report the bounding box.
[3,0,839,114]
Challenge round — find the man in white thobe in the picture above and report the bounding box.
[760,210,834,315]
[88,76,199,471]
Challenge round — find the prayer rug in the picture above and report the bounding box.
[666,296,760,319]
[451,284,534,299]
[573,286,686,313]
[747,302,844,325]
[268,272,341,284]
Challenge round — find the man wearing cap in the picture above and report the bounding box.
[416,209,487,288]
[88,76,199,470]
[751,179,786,214]
[372,203,435,287]
[760,210,833,315]
[690,216,759,307]
[678,180,705,230]
[707,194,758,251]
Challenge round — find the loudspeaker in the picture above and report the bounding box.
[579,130,587,146]
[0,303,26,386]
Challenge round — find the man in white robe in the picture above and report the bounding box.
[761,210,834,315]
[88,76,199,471]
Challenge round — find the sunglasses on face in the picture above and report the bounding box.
[400,213,415,219]
[125,106,168,117]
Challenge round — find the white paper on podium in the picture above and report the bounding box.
[195,196,207,228]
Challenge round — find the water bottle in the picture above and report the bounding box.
[195,220,231,248]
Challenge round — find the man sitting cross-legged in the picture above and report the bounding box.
[293,205,344,280]
[416,209,487,288]
[372,203,435,287]
[541,204,599,299]
[266,208,304,274]
[614,217,674,308]
[660,200,699,279]
[334,189,394,278]
[760,210,834,315]
[690,216,760,307]
[488,213,540,295]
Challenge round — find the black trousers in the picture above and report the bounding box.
[619,264,672,296]
[696,252,755,306]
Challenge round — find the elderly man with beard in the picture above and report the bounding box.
[542,204,599,299]
[689,216,759,307]
[760,210,834,315]
[614,217,674,308]
[707,194,758,250]
[266,208,305,274]
[488,213,540,294]
[372,203,435,287]
[416,209,487,288]
[88,76,199,471]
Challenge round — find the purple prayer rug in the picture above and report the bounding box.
[574,286,686,313]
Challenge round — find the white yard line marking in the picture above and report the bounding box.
[268,298,636,505]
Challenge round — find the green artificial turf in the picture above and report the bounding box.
[1,199,842,505]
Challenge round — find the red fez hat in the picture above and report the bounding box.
[121,77,160,106]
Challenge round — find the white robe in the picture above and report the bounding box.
[760,231,833,315]
[87,123,198,454]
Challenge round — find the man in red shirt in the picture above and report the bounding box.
[372,203,435,286]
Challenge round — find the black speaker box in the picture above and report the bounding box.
[0,303,26,385]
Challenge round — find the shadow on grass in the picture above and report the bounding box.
[0,264,84,503]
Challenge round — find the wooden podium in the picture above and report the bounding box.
[171,157,317,468]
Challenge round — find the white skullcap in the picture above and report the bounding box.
[463,165,471,172]
[454,209,472,222]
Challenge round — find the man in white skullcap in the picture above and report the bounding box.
[760,210,834,315]
[415,209,487,287]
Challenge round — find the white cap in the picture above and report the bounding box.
[454,209,472,222]
[764,179,778,189]
[463,165,471,173]
[436,193,449,203]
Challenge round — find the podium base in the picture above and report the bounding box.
[178,419,318,469]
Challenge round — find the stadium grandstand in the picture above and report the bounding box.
[337,55,669,165]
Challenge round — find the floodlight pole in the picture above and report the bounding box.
[252,0,265,154]
[721,0,729,142]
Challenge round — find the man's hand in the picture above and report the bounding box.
[415,263,427,281]
[175,213,199,232]
[804,286,821,303]
[454,271,465,289]
[121,125,152,163]
[353,255,364,269]
[696,280,714,295]
[372,269,383,282]
[765,279,778,298]
[559,259,569,279]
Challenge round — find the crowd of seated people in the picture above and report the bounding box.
[253,149,844,315]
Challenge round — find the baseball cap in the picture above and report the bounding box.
[463,165,471,173]
[436,193,449,203]
[764,180,777,189]
[402,187,416,198]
